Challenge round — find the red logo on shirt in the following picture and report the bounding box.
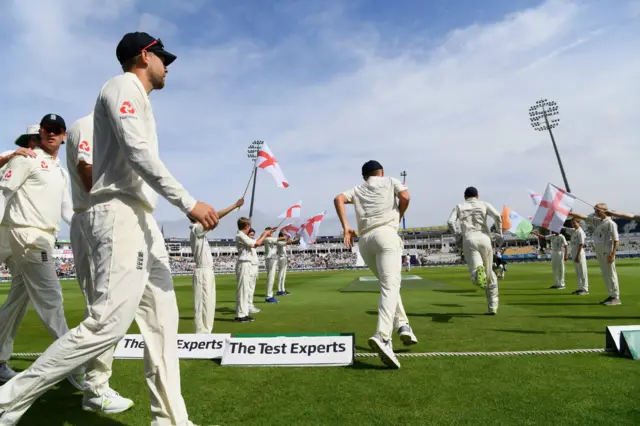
[79,141,91,152]
[3,170,11,179]
[119,101,136,114]
[41,161,49,169]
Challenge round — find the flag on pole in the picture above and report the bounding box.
[278,201,302,219]
[501,205,533,240]
[280,224,300,242]
[528,189,542,206]
[255,143,289,188]
[298,212,326,246]
[531,184,576,232]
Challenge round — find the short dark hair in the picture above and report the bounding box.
[238,217,251,230]
[362,160,383,178]
[464,187,478,198]
[249,228,256,234]
[121,54,140,72]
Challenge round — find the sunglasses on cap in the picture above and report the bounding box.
[41,126,65,135]
[141,38,169,64]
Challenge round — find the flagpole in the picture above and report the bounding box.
[249,165,258,219]
[246,140,264,219]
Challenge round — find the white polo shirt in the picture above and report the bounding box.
[91,72,196,213]
[0,148,72,232]
[66,112,94,212]
[236,230,256,263]
[190,223,212,268]
[567,227,586,258]
[277,240,287,258]
[546,234,567,253]
[588,216,619,250]
[264,237,278,259]
[448,198,502,238]
[342,176,407,236]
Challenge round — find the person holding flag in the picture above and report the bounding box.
[263,228,285,303]
[334,160,417,369]
[569,204,620,305]
[447,187,502,315]
[531,230,568,289]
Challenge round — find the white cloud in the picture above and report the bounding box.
[1,0,639,238]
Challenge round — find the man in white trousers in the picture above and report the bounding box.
[532,230,568,289]
[66,111,134,413]
[276,230,298,296]
[447,186,502,315]
[236,219,273,322]
[570,204,620,305]
[334,160,417,369]
[0,32,219,426]
[0,114,87,392]
[564,218,588,295]
[0,125,64,383]
[247,228,261,314]
[263,228,281,303]
[404,253,411,272]
[189,198,244,333]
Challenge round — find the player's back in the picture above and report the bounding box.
[91,73,158,210]
[348,176,404,235]
[455,199,491,237]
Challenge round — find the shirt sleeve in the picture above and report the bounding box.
[447,206,459,233]
[103,80,197,214]
[194,223,207,237]
[342,187,356,203]
[577,231,585,245]
[485,202,502,235]
[391,177,408,195]
[561,235,567,246]
[238,232,257,248]
[74,127,93,166]
[610,221,619,242]
[0,157,33,195]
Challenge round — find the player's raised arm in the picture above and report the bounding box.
[447,206,459,235]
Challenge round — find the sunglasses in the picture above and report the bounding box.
[41,126,64,135]
[141,38,168,65]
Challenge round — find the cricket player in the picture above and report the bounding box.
[0,32,219,426]
[276,230,298,296]
[532,230,568,289]
[447,186,502,315]
[404,253,411,272]
[236,219,273,322]
[0,114,87,393]
[190,198,244,333]
[0,126,52,383]
[564,218,588,295]
[246,228,260,314]
[493,250,506,280]
[66,111,134,413]
[263,228,281,303]
[334,160,418,369]
[570,204,620,305]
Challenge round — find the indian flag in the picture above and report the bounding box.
[501,205,533,240]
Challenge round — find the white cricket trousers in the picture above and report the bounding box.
[248,264,258,310]
[70,214,114,398]
[572,252,588,292]
[595,244,619,299]
[192,267,215,334]
[0,198,194,426]
[358,226,409,342]
[277,257,287,293]
[462,233,498,312]
[236,261,253,317]
[0,227,27,363]
[265,258,277,298]
[0,226,71,362]
[551,251,565,288]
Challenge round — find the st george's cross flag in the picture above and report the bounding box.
[255,143,289,188]
[278,201,302,219]
[531,184,576,232]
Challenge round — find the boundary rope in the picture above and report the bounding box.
[12,348,606,359]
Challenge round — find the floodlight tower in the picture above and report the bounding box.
[400,171,407,231]
[529,99,571,193]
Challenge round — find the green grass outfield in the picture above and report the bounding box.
[2,260,640,425]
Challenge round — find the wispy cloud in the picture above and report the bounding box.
[2,0,639,237]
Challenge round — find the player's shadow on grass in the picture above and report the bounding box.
[492,329,605,335]
[539,315,640,320]
[350,359,390,370]
[365,310,475,323]
[507,302,591,306]
[18,382,128,426]
[433,289,477,294]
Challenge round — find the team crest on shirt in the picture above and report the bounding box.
[79,141,91,152]
[40,161,49,169]
[3,170,11,179]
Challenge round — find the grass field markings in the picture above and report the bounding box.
[538,315,640,320]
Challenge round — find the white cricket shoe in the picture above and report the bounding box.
[397,325,418,346]
[368,334,400,369]
[83,389,134,414]
[0,362,17,382]
[249,307,261,314]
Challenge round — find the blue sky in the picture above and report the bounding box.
[2,0,640,237]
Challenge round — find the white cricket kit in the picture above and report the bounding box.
[248,246,259,309]
[0,72,198,426]
[0,148,74,367]
[66,112,117,398]
[567,227,588,292]
[588,216,620,299]
[546,234,567,288]
[276,240,288,293]
[236,231,256,318]
[264,237,278,298]
[190,223,215,334]
[342,176,410,342]
[447,198,502,312]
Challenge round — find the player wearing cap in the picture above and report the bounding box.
[0,125,49,383]
[532,230,568,289]
[189,198,244,333]
[66,112,134,413]
[0,114,86,391]
[0,32,219,426]
[447,186,502,315]
[569,204,620,305]
[334,160,418,369]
